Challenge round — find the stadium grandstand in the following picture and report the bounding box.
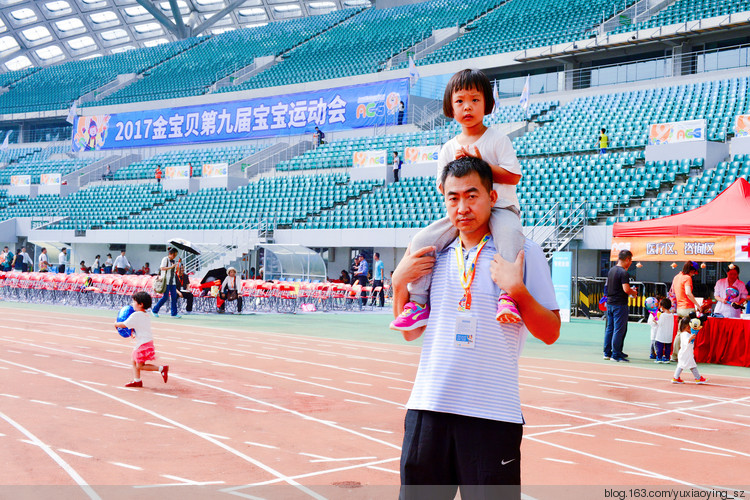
[2,0,750,313]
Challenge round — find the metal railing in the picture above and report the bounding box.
[526,201,588,261]
[576,277,668,320]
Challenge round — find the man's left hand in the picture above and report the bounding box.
[490,250,524,296]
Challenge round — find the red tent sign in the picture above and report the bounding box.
[611,179,750,262]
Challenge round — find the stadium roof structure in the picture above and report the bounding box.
[0,0,370,73]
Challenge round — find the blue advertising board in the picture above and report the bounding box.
[71,79,409,152]
[551,251,573,322]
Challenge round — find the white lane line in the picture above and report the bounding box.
[367,465,399,474]
[81,381,107,387]
[30,400,56,406]
[602,413,636,418]
[200,378,224,383]
[103,414,132,421]
[621,470,663,479]
[561,431,595,437]
[388,386,411,391]
[159,474,225,486]
[380,371,401,375]
[538,407,581,414]
[599,384,628,389]
[0,358,326,500]
[228,353,244,357]
[105,350,121,353]
[344,399,371,405]
[145,422,175,429]
[615,438,658,446]
[542,391,566,395]
[67,406,95,414]
[236,407,267,413]
[525,424,571,429]
[58,449,93,458]
[543,458,576,464]
[0,394,20,399]
[6,350,21,354]
[361,427,393,434]
[557,380,578,384]
[110,462,143,471]
[295,392,324,398]
[299,452,330,460]
[518,375,544,380]
[192,399,216,406]
[152,393,178,399]
[308,456,377,463]
[72,360,93,364]
[246,385,272,390]
[671,424,717,432]
[0,366,7,370]
[201,433,229,440]
[22,370,38,375]
[309,377,332,381]
[245,441,278,449]
[274,372,295,376]
[680,448,733,457]
[33,354,50,358]
[668,400,695,405]
[0,410,100,500]
[346,381,372,386]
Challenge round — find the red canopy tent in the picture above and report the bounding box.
[611,178,750,261]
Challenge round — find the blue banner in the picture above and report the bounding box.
[551,251,573,323]
[71,79,409,152]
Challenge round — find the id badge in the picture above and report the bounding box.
[454,314,477,349]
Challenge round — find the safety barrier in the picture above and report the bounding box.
[0,271,391,315]
[576,277,668,321]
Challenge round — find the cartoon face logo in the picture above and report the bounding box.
[386,92,401,111]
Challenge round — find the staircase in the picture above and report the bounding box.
[244,140,314,179]
[526,202,587,260]
[598,0,678,34]
[183,219,275,274]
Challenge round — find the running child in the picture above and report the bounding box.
[672,315,707,384]
[114,291,169,388]
[391,68,524,331]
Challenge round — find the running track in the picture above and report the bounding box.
[1,307,749,498]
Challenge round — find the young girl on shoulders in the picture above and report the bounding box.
[391,68,525,332]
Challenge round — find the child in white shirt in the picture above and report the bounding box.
[114,291,169,388]
[672,315,707,384]
[648,298,675,363]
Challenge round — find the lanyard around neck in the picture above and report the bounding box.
[454,233,491,311]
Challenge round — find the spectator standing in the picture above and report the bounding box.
[397,101,405,125]
[103,165,112,181]
[113,250,131,275]
[392,151,402,183]
[155,165,163,185]
[313,126,325,148]
[353,254,369,306]
[603,250,638,362]
[373,252,385,307]
[104,253,113,273]
[152,248,180,318]
[176,265,194,314]
[2,246,13,271]
[598,128,609,154]
[14,247,31,272]
[38,248,49,272]
[713,264,747,319]
[93,254,101,274]
[58,248,68,274]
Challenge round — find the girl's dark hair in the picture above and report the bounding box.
[132,291,152,310]
[443,69,494,118]
[682,261,699,274]
[660,298,672,310]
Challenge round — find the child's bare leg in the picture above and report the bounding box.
[132,360,139,380]
[139,363,159,372]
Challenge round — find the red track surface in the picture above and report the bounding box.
[2,308,750,498]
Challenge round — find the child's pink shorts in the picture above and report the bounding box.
[132,341,156,363]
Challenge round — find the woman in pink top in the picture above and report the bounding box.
[714,264,748,319]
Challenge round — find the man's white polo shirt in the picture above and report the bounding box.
[405,238,558,424]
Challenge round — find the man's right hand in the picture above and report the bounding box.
[392,246,436,288]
